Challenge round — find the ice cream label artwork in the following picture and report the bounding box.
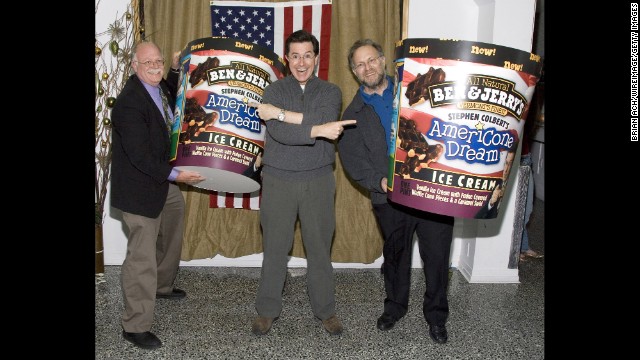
[387,38,543,219]
[170,37,286,193]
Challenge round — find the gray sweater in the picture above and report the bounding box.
[262,75,342,180]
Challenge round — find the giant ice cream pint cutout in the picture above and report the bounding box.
[387,38,543,219]
[169,37,286,193]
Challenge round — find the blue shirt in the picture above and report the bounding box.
[360,75,394,155]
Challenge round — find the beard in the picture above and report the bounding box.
[361,71,385,90]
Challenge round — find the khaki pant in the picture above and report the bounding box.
[120,183,185,332]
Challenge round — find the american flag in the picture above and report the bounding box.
[209,0,332,210]
[210,190,261,210]
[210,0,333,80]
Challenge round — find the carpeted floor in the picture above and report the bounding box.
[95,199,544,360]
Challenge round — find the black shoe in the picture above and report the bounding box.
[156,288,186,299]
[376,313,397,331]
[122,330,162,349]
[428,324,448,344]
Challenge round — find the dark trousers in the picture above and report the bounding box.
[256,172,336,320]
[373,202,454,326]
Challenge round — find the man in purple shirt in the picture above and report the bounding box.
[111,41,204,350]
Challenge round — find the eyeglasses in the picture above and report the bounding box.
[135,59,165,67]
[353,56,382,72]
[287,53,316,62]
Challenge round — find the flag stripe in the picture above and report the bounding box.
[284,6,293,55]
[318,4,332,80]
[225,192,235,208]
[274,7,284,57]
[210,190,261,210]
[303,6,312,32]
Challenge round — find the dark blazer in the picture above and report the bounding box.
[338,87,389,205]
[110,72,179,218]
[474,197,501,219]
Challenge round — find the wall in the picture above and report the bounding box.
[99,0,542,272]
[96,0,133,265]
[531,0,545,201]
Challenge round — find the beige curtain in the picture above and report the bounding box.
[143,0,401,263]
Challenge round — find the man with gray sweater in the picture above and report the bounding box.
[249,30,355,336]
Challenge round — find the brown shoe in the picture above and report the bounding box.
[252,316,274,335]
[322,315,343,335]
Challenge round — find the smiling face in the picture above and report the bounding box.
[351,45,386,91]
[286,41,318,85]
[132,42,165,87]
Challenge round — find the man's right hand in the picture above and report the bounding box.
[171,51,180,69]
[312,120,357,140]
[176,170,205,185]
[489,185,503,206]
